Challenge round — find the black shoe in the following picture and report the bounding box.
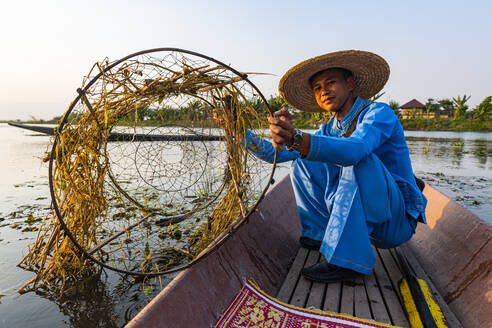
[301,260,361,283]
[414,175,425,192]
[299,236,322,250]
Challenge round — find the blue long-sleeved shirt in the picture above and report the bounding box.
[244,97,427,222]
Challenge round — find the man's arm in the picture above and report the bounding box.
[303,105,396,165]
[244,129,300,163]
[269,104,397,166]
[214,108,298,163]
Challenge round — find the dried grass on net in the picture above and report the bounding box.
[18,50,275,293]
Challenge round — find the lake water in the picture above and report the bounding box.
[0,123,490,327]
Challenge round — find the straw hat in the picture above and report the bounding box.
[278,50,390,112]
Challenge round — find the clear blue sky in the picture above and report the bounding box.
[1,0,491,120]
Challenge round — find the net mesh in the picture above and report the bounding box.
[19,49,275,291]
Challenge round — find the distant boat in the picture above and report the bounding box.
[8,122,56,136]
[7,122,222,142]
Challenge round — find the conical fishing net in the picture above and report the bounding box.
[19,48,276,291]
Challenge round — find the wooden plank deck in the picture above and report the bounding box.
[276,245,462,328]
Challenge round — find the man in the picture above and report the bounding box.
[241,50,426,282]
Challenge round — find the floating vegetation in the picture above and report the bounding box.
[18,48,275,293]
[417,171,492,218]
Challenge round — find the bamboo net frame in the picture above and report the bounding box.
[18,48,276,292]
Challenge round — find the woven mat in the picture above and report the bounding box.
[215,281,399,328]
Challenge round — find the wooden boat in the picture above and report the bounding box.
[124,175,492,328]
[7,122,222,142]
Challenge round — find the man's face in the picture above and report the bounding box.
[311,69,355,112]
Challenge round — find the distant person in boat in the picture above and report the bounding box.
[232,50,427,282]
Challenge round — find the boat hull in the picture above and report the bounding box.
[407,185,492,328]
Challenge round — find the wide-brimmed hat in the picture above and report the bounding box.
[278,50,390,112]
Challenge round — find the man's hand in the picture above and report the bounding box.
[269,107,295,152]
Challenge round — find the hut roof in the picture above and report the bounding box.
[401,99,425,109]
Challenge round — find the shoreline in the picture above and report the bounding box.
[2,118,491,133]
[399,118,492,132]
[295,117,492,132]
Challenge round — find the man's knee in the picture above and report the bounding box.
[369,215,417,249]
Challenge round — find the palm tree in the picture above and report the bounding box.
[438,98,454,118]
[388,100,400,116]
[425,98,440,118]
[268,95,287,112]
[452,95,471,119]
[473,96,491,119]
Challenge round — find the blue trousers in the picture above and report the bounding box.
[290,154,417,274]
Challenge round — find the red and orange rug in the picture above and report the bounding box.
[215,281,399,328]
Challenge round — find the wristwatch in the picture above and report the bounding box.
[287,129,303,151]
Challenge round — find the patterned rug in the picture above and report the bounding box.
[215,281,399,328]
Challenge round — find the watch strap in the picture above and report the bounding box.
[287,129,302,151]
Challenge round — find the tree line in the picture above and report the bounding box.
[388,95,491,120]
[11,93,491,131]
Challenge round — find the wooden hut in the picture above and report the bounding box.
[400,99,434,119]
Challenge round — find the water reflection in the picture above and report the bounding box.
[451,141,464,167]
[472,139,489,167]
[34,269,174,328]
[405,136,491,175]
[39,272,119,328]
[404,133,491,221]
